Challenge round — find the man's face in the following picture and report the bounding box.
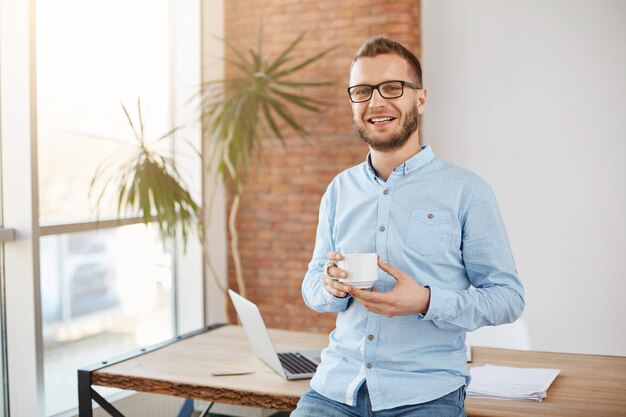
[349,54,426,151]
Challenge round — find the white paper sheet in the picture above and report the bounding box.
[468,364,560,401]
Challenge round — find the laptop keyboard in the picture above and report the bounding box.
[278,352,318,375]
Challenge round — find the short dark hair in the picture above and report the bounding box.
[351,36,422,88]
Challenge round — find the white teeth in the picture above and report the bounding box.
[370,117,393,124]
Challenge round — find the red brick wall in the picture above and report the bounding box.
[223,0,421,332]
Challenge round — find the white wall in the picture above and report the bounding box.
[422,0,626,356]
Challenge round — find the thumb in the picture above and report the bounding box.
[378,258,406,282]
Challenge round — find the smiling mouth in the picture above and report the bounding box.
[368,116,396,125]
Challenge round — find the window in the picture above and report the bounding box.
[1,0,204,415]
[36,1,203,414]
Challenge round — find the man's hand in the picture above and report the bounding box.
[350,258,430,317]
[322,251,353,298]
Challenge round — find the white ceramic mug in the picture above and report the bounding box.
[337,253,378,289]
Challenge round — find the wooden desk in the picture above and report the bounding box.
[78,324,626,417]
[465,346,626,417]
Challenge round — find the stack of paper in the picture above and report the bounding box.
[467,364,560,401]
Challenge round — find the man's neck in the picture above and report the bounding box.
[370,137,422,182]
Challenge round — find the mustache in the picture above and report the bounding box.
[354,106,419,151]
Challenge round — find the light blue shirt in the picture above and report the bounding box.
[301,145,525,411]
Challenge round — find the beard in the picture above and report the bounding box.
[355,105,419,151]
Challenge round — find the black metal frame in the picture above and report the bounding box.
[77,323,225,417]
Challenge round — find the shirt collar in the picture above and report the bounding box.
[365,145,435,181]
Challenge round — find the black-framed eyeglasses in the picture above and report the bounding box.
[347,80,421,103]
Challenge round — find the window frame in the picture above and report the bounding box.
[0,0,208,415]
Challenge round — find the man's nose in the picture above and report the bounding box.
[369,88,386,108]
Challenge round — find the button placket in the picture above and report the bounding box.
[379,188,390,233]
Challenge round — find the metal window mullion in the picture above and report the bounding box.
[168,0,180,338]
[0,0,45,414]
[0,229,15,243]
[39,216,150,236]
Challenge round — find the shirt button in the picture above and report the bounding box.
[427,213,434,219]
[379,226,385,232]
[366,363,373,369]
[367,334,374,341]
[383,189,389,195]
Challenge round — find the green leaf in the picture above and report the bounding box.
[248,48,262,72]
[273,46,336,79]
[269,87,324,112]
[213,35,254,73]
[261,100,283,141]
[223,58,254,76]
[122,103,141,143]
[154,126,180,143]
[137,97,145,140]
[264,32,304,75]
[265,95,307,135]
[256,18,263,65]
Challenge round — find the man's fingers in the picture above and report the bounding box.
[377,258,394,274]
[322,252,349,297]
[327,265,347,279]
[326,251,344,261]
[350,288,385,303]
[324,277,351,298]
[324,252,347,279]
[326,285,347,298]
[351,290,387,314]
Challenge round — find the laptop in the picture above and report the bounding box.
[228,289,321,380]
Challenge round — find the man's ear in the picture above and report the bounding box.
[417,88,428,115]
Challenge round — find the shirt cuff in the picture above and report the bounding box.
[419,285,447,321]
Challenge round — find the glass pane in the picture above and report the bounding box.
[40,224,173,415]
[36,0,170,223]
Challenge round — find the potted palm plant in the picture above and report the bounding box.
[200,28,334,297]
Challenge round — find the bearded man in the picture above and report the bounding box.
[294,36,525,417]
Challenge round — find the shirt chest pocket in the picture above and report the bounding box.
[406,209,452,256]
